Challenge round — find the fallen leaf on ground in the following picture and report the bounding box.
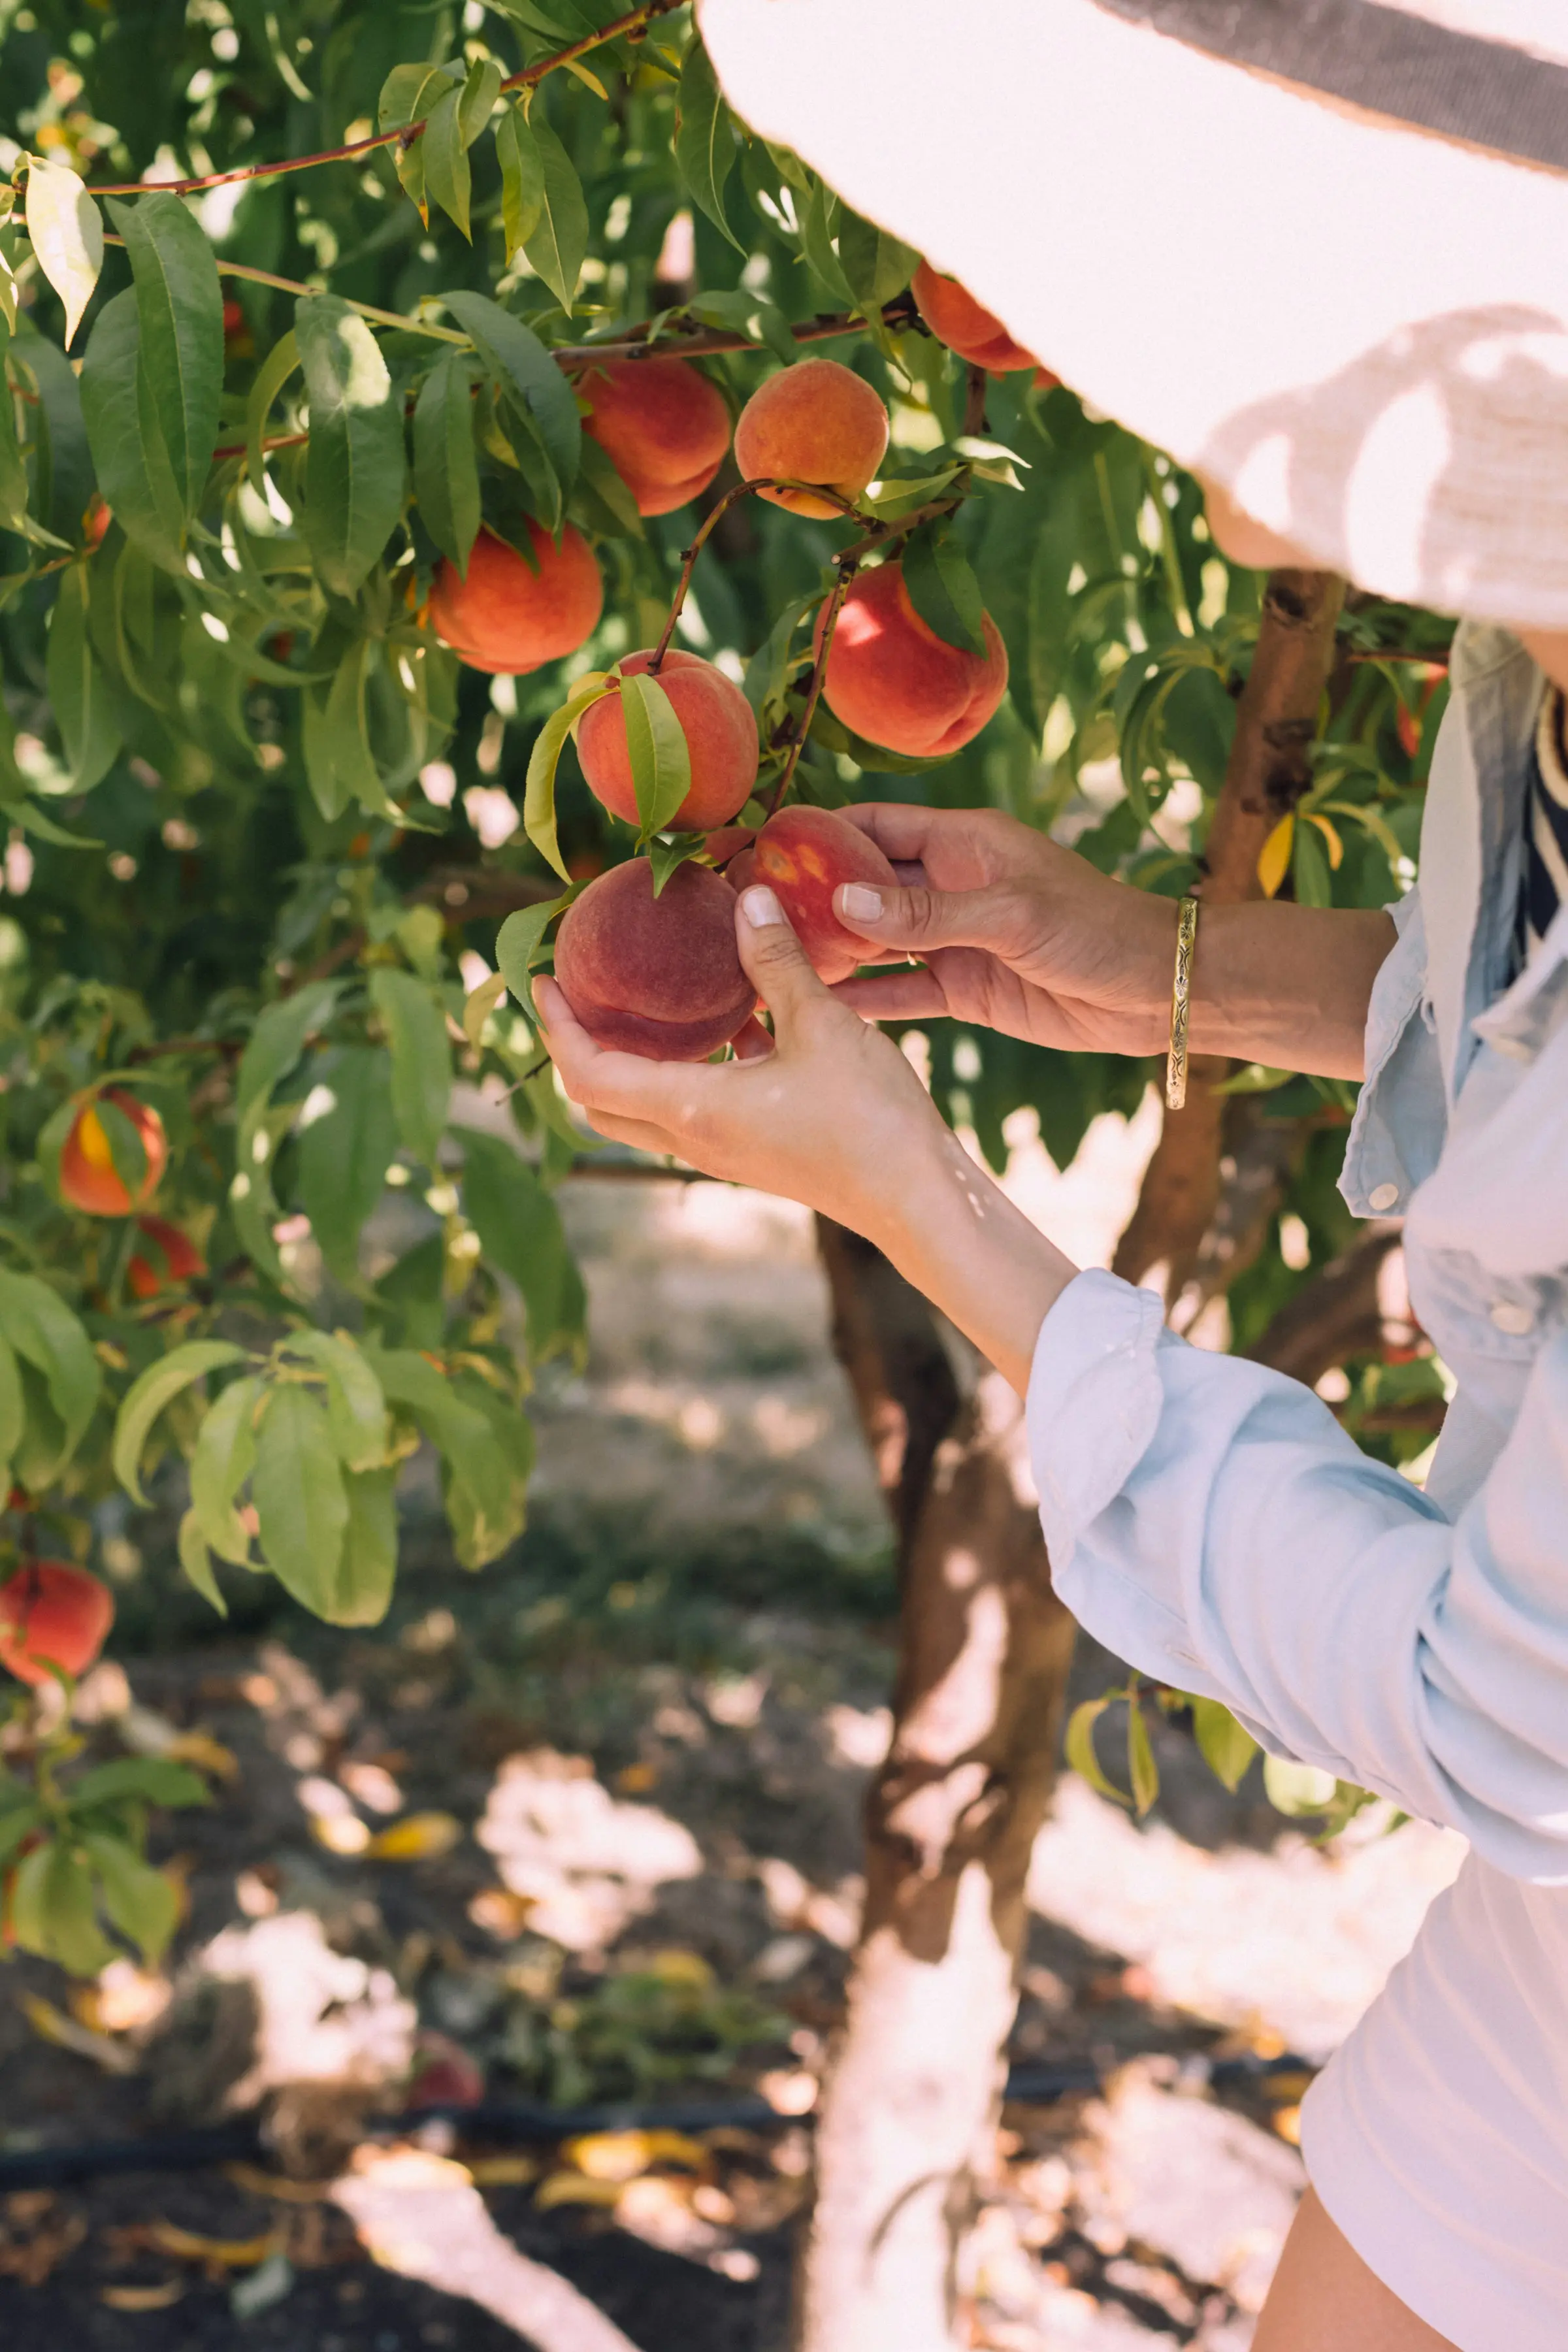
[22,1993,139,2075]
[101,2280,184,2311]
[367,1811,463,1861]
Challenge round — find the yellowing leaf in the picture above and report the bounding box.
[25,155,103,346]
[141,2219,284,2267]
[22,1991,139,2074]
[310,1812,371,1856]
[563,2128,709,2182]
[365,1810,463,1861]
[535,2172,624,2210]
[561,58,610,99]
[1304,811,1344,870]
[101,2283,184,2311]
[467,2154,541,2187]
[167,1731,240,1780]
[463,969,508,1054]
[1256,813,1294,899]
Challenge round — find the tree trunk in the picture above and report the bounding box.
[800,1220,1075,2352]
[1114,568,1345,1296]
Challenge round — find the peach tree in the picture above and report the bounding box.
[0,0,1447,1972]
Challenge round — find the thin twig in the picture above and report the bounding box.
[647,480,886,673]
[557,295,923,367]
[765,555,860,818]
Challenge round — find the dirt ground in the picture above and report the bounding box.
[0,1139,1463,2349]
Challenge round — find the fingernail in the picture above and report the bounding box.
[839,883,883,923]
[741,885,784,928]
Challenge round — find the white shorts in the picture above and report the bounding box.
[1300,1853,1568,2349]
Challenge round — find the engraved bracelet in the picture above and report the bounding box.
[1166,896,1200,1111]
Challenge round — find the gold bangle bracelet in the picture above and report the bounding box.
[1166,896,1200,1111]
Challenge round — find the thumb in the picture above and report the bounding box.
[734,883,828,1037]
[832,877,1015,955]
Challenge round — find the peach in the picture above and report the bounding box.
[60,1090,167,1217]
[553,858,753,1061]
[911,261,1040,374]
[577,649,760,832]
[0,1562,114,1687]
[127,1215,206,1300]
[578,356,732,517]
[751,806,898,985]
[430,523,603,675]
[821,563,1009,759]
[733,359,889,519]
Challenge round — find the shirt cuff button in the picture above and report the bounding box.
[1490,1300,1535,1335]
[1368,1183,1400,1212]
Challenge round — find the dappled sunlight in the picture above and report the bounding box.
[475,1750,702,1955]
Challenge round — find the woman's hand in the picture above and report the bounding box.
[536,881,1079,1393]
[826,804,1175,1054]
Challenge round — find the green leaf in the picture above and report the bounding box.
[501,108,589,314]
[377,61,459,224]
[798,176,853,305]
[16,318,94,547]
[1292,813,1333,908]
[112,1340,246,1506]
[335,1466,397,1626]
[295,1045,400,1277]
[1262,1754,1339,1818]
[0,1331,24,1489]
[83,1832,179,1963]
[647,831,709,897]
[443,289,580,506]
[459,1126,574,1355]
[0,1801,44,1865]
[70,1757,208,1810]
[46,562,121,789]
[0,1270,101,1485]
[413,349,482,574]
[496,106,542,261]
[836,207,917,313]
[25,156,103,346]
[463,968,508,1053]
[363,1345,517,1569]
[674,37,744,254]
[252,1382,350,1617]
[79,290,186,574]
[422,81,472,239]
[621,668,692,840]
[236,981,342,1132]
[287,1328,388,1473]
[10,1838,114,1975]
[0,319,29,534]
[1126,1697,1159,1817]
[1064,1696,1130,1809]
[246,327,301,493]
[902,521,988,659]
[1190,1697,1260,1793]
[175,1507,225,1616]
[188,1373,262,1567]
[106,193,223,522]
[742,589,815,721]
[496,890,570,1015]
[523,679,610,880]
[295,295,405,598]
[368,967,451,1168]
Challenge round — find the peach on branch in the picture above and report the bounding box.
[553,858,754,1062]
[820,563,1009,759]
[579,356,732,517]
[911,261,1040,375]
[751,806,899,985]
[0,1562,114,1687]
[577,650,760,832]
[127,1215,206,1300]
[430,523,603,675]
[733,360,889,519]
[59,1090,168,1217]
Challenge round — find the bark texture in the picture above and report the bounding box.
[801,1220,1075,2352]
[1113,569,1345,1296]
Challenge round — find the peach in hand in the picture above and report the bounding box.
[733,360,889,520]
[430,523,603,675]
[751,806,899,985]
[0,1562,114,1687]
[579,355,732,517]
[821,563,1009,759]
[577,650,760,832]
[911,261,1040,375]
[60,1090,168,1217]
[552,858,755,1062]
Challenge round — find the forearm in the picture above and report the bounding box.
[1183,902,1396,1079]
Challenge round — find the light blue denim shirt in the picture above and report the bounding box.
[1026,623,1568,1881]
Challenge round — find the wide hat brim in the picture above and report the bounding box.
[699,0,1568,628]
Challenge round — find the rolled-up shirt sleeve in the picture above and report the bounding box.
[1028,1269,1568,1882]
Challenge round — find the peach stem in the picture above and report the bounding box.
[764,556,860,820]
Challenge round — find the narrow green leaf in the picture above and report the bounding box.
[1126,1697,1159,1817]
[46,563,121,789]
[16,318,94,548]
[112,1339,246,1506]
[0,1270,101,1483]
[463,969,508,1053]
[287,1328,388,1473]
[10,1838,114,1974]
[363,1345,516,1568]
[442,289,580,504]
[1190,1697,1260,1793]
[496,891,570,1013]
[180,1508,231,1616]
[836,208,917,313]
[82,1833,179,1965]
[106,193,223,521]
[412,349,481,574]
[70,1757,208,1810]
[1064,1696,1130,1809]
[295,1045,399,1277]
[495,106,543,261]
[523,681,610,880]
[798,177,853,304]
[252,1383,350,1617]
[79,290,186,574]
[246,327,301,493]
[368,967,451,1168]
[646,831,709,898]
[504,111,589,315]
[421,82,473,240]
[0,319,28,533]
[458,1126,573,1355]
[295,295,405,599]
[25,157,103,347]
[189,1373,262,1567]
[621,668,693,840]
[674,38,744,254]
[378,62,458,226]
[235,980,342,1132]
[0,1331,24,1488]
[335,1467,397,1626]
[902,523,988,658]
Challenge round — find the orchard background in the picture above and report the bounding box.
[0,1,1460,2344]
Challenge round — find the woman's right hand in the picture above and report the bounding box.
[829,804,1177,1055]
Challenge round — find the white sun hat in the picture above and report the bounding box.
[698,0,1568,628]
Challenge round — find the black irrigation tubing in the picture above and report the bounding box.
[0,2051,1314,2191]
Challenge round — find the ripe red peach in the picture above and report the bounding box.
[911,261,1040,374]
[733,360,889,519]
[0,1562,115,1687]
[578,356,732,517]
[430,523,603,674]
[577,650,759,832]
[821,563,1009,759]
[127,1215,206,1300]
[751,806,899,985]
[60,1091,168,1217]
[553,858,754,1062]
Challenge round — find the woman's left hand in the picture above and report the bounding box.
[534,881,952,1251]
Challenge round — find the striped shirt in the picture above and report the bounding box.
[1515,687,1568,968]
